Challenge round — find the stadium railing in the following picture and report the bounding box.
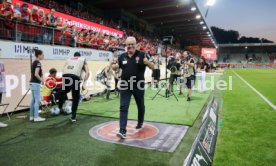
[0,18,124,51]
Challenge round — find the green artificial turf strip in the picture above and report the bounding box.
[0,101,210,166]
[234,68,276,105]
[78,75,220,126]
[0,74,220,166]
[213,69,276,166]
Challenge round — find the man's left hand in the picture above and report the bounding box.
[144,57,149,65]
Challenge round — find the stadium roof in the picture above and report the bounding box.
[87,0,216,47]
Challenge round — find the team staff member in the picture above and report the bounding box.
[53,52,89,122]
[182,51,195,101]
[30,49,45,122]
[112,37,154,139]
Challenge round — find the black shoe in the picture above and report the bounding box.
[187,97,191,101]
[117,129,126,139]
[135,124,143,131]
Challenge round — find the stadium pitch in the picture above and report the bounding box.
[1,70,275,166]
[0,75,220,166]
[214,68,276,165]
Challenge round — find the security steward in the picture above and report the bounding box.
[112,36,154,139]
[53,52,89,122]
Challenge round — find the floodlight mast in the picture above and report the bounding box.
[205,0,216,18]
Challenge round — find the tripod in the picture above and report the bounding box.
[152,44,178,101]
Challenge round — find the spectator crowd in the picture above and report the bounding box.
[0,0,184,56]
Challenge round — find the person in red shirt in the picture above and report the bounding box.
[31,6,41,25]
[55,17,64,30]
[1,0,14,39]
[98,33,105,45]
[85,32,91,45]
[0,0,14,20]
[0,3,3,10]
[38,9,45,25]
[42,68,62,103]
[77,30,86,47]
[63,26,72,46]
[92,32,99,45]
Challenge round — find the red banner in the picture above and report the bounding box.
[201,48,217,60]
[12,0,124,38]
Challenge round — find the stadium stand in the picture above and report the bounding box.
[0,0,185,56]
[218,53,271,64]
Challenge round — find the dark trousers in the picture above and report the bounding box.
[115,78,119,92]
[119,89,145,131]
[52,88,68,108]
[54,74,80,119]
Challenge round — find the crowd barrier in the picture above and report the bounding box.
[0,18,125,52]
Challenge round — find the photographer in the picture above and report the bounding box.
[167,53,183,95]
[53,52,89,122]
[151,55,162,88]
[182,51,195,101]
[197,57,209,92]
[96,64,116,100]
[110,51,121,95]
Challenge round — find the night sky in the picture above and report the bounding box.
[195,0,276,42]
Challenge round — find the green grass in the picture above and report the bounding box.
[0,75,221,166]
[213,69,276,166]
[78,87,210,126]
[6,71,276,166]
[232,68,276,105]
[0,104,209,166]
[78,75,220,126]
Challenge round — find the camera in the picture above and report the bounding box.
[168,57,180,75]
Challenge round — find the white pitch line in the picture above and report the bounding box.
[232,69,276,110]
